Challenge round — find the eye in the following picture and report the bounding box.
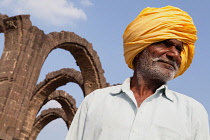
[163,39,183,53]
[175,45,183,53]
[162,39,172,46]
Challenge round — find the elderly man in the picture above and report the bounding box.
[65,6,209,140]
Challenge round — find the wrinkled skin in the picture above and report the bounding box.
[131,39,183,106]
[135,39,183,83]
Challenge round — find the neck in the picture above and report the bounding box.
[130,72,165,107]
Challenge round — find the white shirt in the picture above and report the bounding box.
[65,78,210,140]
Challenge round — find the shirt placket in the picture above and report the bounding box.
[129,108,146,140]
[128,93,160,140]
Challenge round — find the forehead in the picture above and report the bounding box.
[166,39,183,45]
[148,39,183,49]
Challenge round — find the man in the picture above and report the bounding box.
[65,6,209,140]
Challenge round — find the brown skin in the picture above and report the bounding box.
[130,39,183,107]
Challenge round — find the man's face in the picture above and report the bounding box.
[135,39,183,82]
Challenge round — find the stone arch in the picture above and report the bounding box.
[45,31,107,95]
[29,108,68,140]
[43,90,77,126]
[29,90,77,140]
[24,68,82,137]
[33,68,83,98]
[22,31,108,137]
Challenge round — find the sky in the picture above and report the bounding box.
[0,0,210,139]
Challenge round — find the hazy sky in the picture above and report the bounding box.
[0,0,209,139]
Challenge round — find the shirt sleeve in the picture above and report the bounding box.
[192,102,210,140]
[65,93,94,140]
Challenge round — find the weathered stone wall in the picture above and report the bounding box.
[0,14,108,140]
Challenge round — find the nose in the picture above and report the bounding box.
[166,46,182,66]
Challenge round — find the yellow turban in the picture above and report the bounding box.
[123,6,197,78]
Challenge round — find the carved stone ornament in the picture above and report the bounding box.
[4,18,17,30]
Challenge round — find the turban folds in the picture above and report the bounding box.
[123,6,197,78]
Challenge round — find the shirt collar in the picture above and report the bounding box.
[110,77,131,95]
[110,77,175,102]
[156,84,175,102]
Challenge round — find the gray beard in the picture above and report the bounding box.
[136,49,177,83]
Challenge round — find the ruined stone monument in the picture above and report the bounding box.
[0,14,108,140]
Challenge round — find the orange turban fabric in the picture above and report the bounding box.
[123,6,197,78]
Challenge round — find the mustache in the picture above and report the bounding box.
[152,57,179,70]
